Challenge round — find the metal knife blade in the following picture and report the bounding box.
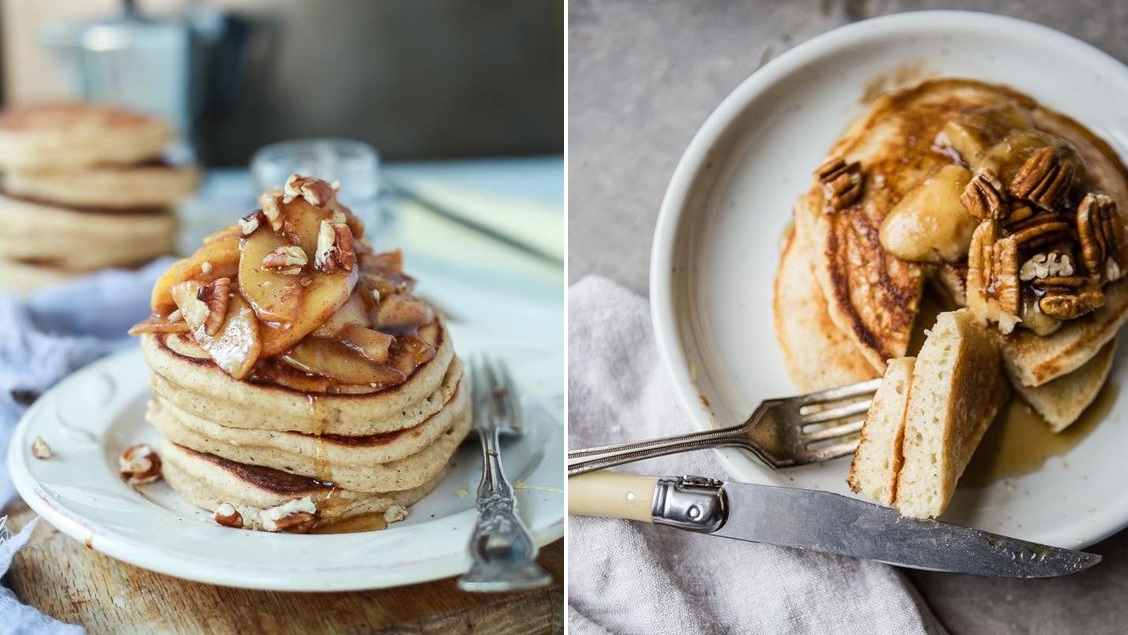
[568,472,1101,578]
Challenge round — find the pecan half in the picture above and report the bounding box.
[1007,214,1073,251]
[1038,281,1105,320]
[1077,193,1127,282]
[1008,147,1073,211]
[119,444,162,485]
[261,245,308,275]
[313,221,355,273]
[815,156,864,212]
[960,168,1008,220]
[197,277,231,336]
[967,220,1021,332]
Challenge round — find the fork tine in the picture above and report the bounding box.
[794,377,881,406]
[799,400,872,425]
[802,438,860,461]
[469,354,492,425]
[802,418,864,442]
[492,356,522,433]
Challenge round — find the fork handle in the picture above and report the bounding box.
[458,425,552,592]
[567,424,751,476]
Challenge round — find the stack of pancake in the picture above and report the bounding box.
[0,103,196,292]
[131,175,469,532]
[774,79,1128,518]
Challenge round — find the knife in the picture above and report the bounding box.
[569,472,1101,578]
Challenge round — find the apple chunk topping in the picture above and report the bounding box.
[239,228,305,323]
[376,295,435,333]
[171,280,262,379]
[281,337,406,386]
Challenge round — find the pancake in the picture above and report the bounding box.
[895,310,1010,519]
[141,323,459,436]
[847,357,915,505]
[159,390,471,493]
[773,225,882,391]
[161,440,444,531]
[794,80,1031,369]
[147,379,471,488]
[3,163,198,209]
[0,192,176,270]
[0,103,174,169]
[0,259,79,293]
[1012,338,1117,432]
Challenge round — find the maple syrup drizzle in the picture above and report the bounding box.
[961,384,1115,487]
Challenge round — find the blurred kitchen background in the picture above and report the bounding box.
[3,0,564,165]
[0,0,564,293]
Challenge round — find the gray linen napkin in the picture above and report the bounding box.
[0,258,170,634]
[567,276,947,635]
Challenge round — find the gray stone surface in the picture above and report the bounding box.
[569,0,1128,632]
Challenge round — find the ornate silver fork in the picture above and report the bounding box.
[568,378,882,476]
[457,354,552,592]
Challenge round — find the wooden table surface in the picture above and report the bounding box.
[4,499,563,634]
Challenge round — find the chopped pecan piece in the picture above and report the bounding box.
[261,245,308,275]
[239,210,265,236]
[213,503,243,529]
[1077,193,1127,282]
[119,444,162,485]
[271,511,319,533]
[1019,252,1074,281]
[313,221,355,273]
[197,277,231,336]
[1008,147,1073,210]
[960,168,1008,220]
[31,436,53,459]
[967,220,1021,332]
[258,188,285,231]
[283,174,336,208]
[815,156,864,212]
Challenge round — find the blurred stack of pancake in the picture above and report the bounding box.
[131,175,469,532]
[0,103,197,292]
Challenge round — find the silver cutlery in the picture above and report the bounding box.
[458,354,552,592]
[568,378,882,476]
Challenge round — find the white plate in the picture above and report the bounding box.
[8,271,565,590]
[650,11,1128,549]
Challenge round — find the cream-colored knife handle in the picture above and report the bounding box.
[568,472,657,522]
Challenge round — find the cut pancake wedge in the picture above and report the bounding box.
[895,310,1010,519]
[847,357,915,506]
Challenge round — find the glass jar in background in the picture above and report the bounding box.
[250,139,385,243]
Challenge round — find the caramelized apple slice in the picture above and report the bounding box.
[171,281,262,379]
[238,227,304,323]
[338,324,393,364]
[258,267,359,357]
[311,290,370,337]
[388,334,436,376]
[375,295,435,332]
[281,337,406,386]
[151,229,241,314]
[128,316,190,335]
